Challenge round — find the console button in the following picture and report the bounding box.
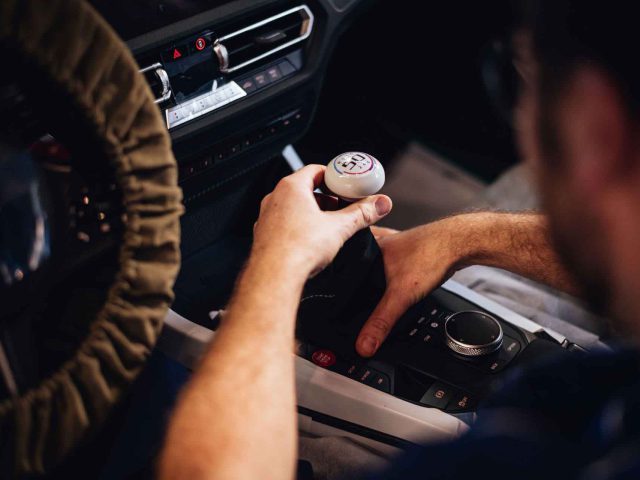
[426,317,444,334]
[419,331,436,345]
[163,45,188,62]
[420,382,453,409]
[447,391,478,412]
[406,326,420,339]
[311,349,336,368]
[358,368,375,384]
[167,110,182,124]
[366,372,391,393]
[200,157,213,170]
[193,36,208,52]
[344,362,363,379]
[477,336,522,373]
[279,60,296,76]
[266,65,283,82]
[253,72,270,88]
[427,306,440,318]
[502,336,521,360]
[480,356,507,373]
[239,78,257,93]
[229,142,242,156]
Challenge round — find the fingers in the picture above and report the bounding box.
[356,289,410,357]
[332,195,393,240]
[285,164,326,190]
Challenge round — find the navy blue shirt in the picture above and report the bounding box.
[374,348,640,479]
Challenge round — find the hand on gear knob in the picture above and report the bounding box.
[324,152,385,202]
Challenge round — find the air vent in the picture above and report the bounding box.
[139,63,172,104]
[213,5,314,74]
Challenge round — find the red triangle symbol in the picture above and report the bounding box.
[172,48,182,60]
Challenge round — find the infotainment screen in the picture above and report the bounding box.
[90,1,229,40]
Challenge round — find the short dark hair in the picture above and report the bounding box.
[517,0,640,113]
[514,1,640,157]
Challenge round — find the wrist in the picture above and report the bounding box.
[248,242,314,283]
[222,246,307,334]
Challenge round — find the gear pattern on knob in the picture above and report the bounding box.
[325,152,385,201]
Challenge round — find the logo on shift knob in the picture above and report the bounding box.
[325,152,385,201]
[333,152,375,175]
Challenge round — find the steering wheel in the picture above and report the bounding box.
[0,0,182,476]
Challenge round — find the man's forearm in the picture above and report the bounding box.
[449,212,579,295]
[159,250,307,480]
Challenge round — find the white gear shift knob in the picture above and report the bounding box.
[324,152,385,201]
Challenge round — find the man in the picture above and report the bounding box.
[159,1,640,478]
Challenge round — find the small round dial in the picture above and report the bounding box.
[444,311,503,357]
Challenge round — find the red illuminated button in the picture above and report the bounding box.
[311,349,336,368]
[195,37,206,51]
[163,45,189,62]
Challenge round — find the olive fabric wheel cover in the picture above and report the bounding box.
[0,0,182,476]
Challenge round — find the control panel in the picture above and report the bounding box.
[136,5,313,131]
[297,281,570,414]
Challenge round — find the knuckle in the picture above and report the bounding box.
[355,203,372,226]
[277,176,295,190]
[366,317,392,336]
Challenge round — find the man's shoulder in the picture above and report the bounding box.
[485,346,640,412]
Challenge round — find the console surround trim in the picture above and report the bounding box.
[158,275,572,447]
[158,307,469,445]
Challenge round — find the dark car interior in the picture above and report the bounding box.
[0,0,604,478]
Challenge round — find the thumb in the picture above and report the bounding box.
[333,195,392,240]
[356,288,410,357]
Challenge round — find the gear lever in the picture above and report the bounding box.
[298,153,388,339]
[323,152,386,201]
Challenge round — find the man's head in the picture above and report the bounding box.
[514,0,640,333]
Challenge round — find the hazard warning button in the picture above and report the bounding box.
[163,45,188,62]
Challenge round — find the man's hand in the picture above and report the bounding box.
[356,219,464,357]
[159,165,392,480]
[356,212,579,357]
[253,164,392,279]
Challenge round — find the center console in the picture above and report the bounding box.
[157,151,584,449]
[295,235,573,416]
[88,0,587,451]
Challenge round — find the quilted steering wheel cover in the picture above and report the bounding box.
[0,0,183,475]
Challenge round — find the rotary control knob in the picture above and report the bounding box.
[324,152,385,201]
[444,311,503,357]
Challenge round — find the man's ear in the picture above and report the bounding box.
[558,66,634,196]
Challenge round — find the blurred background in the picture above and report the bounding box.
[297,0,537,229]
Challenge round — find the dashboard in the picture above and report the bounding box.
[93,0,364,178]
[89,0,374,262]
